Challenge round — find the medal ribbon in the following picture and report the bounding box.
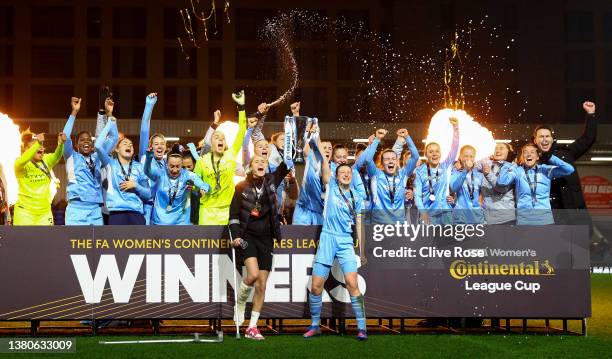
[337,184,357,223]
[523,165,538,207]
[466,170,475,200]
[427,164,440,199]
[119,159,133,181]
[210,153,222,190]
[31,160,52,180]
[385,172,397,202]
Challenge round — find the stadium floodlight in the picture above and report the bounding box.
[99,331,224,345]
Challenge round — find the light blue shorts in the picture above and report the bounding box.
[65,200,103,225]
[313,231,358,277]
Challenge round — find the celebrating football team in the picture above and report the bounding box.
[7,86,598,340]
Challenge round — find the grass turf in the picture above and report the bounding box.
[2,274,611,358]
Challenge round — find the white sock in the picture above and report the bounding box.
[248,311,260,328]
[238,282,252,304]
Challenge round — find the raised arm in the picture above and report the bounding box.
[44,133,66,169]
[392,136,405,159]
[400,131,419,176]
[243,127,253,166]
[364,129,387,176]
[318,137,332,185]
[547,155,575,179]
[251,103,269,143]
[568,102,597,160]
[94,119,118,167]
[442,117,460,168]
[63,115,75,160]
[303,122,319,158]
[413,170,425,210]
[230,91,247,158]
[200,110,221,156]
[95,112,107,138]
[15,136,42,176]
[62,97,81,159]
[138,93,158,160]
[143,150,162,182]
[186,143,201,161]
[354,134,375,170]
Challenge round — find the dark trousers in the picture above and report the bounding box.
[109,211,146,225]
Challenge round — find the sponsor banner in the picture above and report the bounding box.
[582,176,612,209]
[0,225,590,320]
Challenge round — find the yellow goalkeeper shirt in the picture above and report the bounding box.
[14,141,63,214]
[194,110,246,210]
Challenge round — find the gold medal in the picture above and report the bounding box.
[166,205,172,212]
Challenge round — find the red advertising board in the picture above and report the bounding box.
[582,176,612,209]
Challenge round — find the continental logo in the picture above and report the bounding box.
[449,260,555,280]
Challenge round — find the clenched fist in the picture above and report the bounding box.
[232,90,245,106]
[105,98,114,117]
[583,101,595,115]
[213,110,222,125]
[71,97,81,116]
[258,103,270,115]
[290,102,300,116]
[375,129,388,140]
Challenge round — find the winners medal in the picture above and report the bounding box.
[429,194,436,201]
[166,205,172,212]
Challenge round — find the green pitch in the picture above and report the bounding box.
[3,275,612,358]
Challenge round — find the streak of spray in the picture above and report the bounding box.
[261,13,299,108]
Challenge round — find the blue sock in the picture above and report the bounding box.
[309,292,322,327]
[350,295,366,331]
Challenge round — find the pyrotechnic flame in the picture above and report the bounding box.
[0,113,23,205]
[216,121,249,184]
[424,108,495,162]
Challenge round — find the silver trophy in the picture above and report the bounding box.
[284,116,318,164]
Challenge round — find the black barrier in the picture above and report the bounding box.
[0,225,590,321]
